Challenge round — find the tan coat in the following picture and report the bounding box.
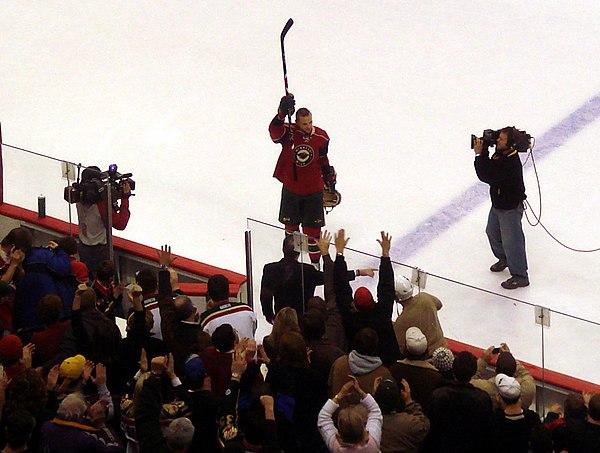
[393,292,447,356]
[471,358,536,410]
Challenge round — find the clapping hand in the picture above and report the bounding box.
[333,375,366,404]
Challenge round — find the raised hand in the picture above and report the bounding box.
[376,231,392,258]
[9,249,25,266]
[46,364,60,391]
[112,283,124,299]
[92,363,107,387]
[22,343,35,369]
[231,345,248,378]
[349,375,366,399]
[157,244,177,268]
[139,348,148,373]
[334,229,350,255]
[83,360,95,382]
[166,353,176,380]
[400,378,413,404]
[257,344,271,365]
[278,94,295,117]
[317,230,332,256]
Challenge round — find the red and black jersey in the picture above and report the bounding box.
[269,115,331,195]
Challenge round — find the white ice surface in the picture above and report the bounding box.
[1,1,599,383]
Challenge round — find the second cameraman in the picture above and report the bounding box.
[76,166,132,276]
[473,127,529,289]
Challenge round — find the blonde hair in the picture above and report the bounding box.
[271,307,300,351]
[337,404,368,445]
[128,372,151,417]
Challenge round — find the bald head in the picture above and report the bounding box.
[174,295,197,322]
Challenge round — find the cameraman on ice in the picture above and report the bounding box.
[473,127,529,290]
[76,166,131,276]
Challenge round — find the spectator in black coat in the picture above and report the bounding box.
[333,229,400,366]
[182,355,220,453]
[425,351,493,453]
[260,234,364,324]
[302,309,345,381]
[135,354,193,453]
[577,393,600,453]
[491,373,541,452]
[265,331,328,453]
[552,392,588,452]
[116,284,167,392]
[53,286,121,391]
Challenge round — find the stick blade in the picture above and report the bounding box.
[281,18,294,40]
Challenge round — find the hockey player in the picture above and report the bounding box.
[269,94,336,265]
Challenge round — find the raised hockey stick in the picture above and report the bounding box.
[280,18,297,180]
[280,18,294,96]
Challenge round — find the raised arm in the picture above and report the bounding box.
[157,244,177,348]
[318,231,336,306]
[269,95,295,143]
[333,229,353,316]
[376,231,395,317]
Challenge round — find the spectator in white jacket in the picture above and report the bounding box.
[318,375,383,452]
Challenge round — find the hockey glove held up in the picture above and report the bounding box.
[278,94,295,118]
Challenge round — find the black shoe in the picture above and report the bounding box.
[501,277,530,289]
[490,260,508,272]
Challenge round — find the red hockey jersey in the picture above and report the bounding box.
[269,116,330,195]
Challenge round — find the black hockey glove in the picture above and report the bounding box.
[278,95,295,117]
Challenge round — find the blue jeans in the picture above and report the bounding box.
[486,204,528,280]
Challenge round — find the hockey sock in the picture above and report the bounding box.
[285,225,299,235]
[303,227,321,264]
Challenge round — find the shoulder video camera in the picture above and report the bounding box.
[64,164,135,204]
[471,127,532,153]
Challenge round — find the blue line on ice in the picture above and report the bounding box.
[391,94,600,261]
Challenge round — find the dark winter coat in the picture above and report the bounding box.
[334,255,400,366]
[14,246,71,328]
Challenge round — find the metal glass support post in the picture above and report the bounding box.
[244,229,254,309]
[535,306,550,415]
[106,178,114,262]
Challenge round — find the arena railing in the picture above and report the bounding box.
[245,217,600,416]
[0,131,246,304]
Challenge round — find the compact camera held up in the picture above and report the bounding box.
[64,164,135,204]
[470,127,532,153]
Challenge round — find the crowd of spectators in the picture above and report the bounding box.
[0,225,598,452]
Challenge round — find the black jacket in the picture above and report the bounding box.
[334,255,400,366]
[475,149,526,209]
[260,256,356,321]
[425,381,493,453]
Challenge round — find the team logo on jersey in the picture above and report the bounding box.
[294,144,314,167]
